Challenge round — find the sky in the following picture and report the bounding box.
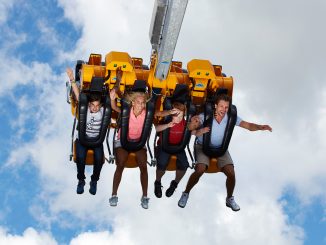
[0,0,325,244]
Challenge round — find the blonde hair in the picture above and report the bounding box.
[125,91,149,104]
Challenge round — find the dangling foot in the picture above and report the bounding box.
[154,180,163,198]
[226,196,240,211]
[178,192,189,208]
[89,180,97,195]
[141,196,150,209]
[165,180,178,197]
[76,180,85,194]
[109,195,118,207]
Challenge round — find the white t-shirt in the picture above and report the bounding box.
[196,113,242,147]
[85,107,103,138]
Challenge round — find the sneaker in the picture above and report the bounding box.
[109,195,118,206]
[89,181,97,195]
[165,180,178,197]
[226,196,240,211]
[154,180,162,198]
[141,196,150,209]
[178,192,189,208]
[76,180,85,194]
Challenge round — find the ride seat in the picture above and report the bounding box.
[166,155,178,171]
[124,153,138,168]
[206,158,221,173]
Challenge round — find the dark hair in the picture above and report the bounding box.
[172,101,186,112]
[215,94,231,105]
[88,93,101,103]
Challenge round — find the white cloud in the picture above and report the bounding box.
[0,227,57,245]
[37,20,61,51]
[0,54,52,97]
[57,0,153,62]
[0,0,15,24]
[70,230,134,245]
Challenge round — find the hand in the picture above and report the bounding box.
[66,67,74,82]
[116,67,123,82]
[167,122,176,128]
[170,108,181,116]
[188,115,201,130]
[201,127,210,134]
[110,89,118,100]
[260,124,272,132]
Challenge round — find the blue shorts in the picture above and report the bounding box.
[156,147,189,171]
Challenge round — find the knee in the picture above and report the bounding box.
[93,152,104,162]
[227,172,235,180]
[139,164,148,173]
[76,155,85,164]
[178,161,189,171]
[224,167,235,179]
[115,164,124,173]
[136,150,147,163]
[156,162,166,171]
[195,164,206,175]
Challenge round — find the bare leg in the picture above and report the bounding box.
[112,147,128,196]
[222,164,236,198]
[156,169,165,182]
[174,169,186,183]
[184,163,206,193]
[136,149,148,196]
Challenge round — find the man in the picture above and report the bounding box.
[66,67,105,195]
[178,94,272,210]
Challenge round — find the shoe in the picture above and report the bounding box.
[226,196,240,211]
[141,196,150,209]
[76,180,85,194]
[165,180,178,197]
[178,192,189,208]
[109,195,118,206]
[154,180,162,198]
[89,181,97,195]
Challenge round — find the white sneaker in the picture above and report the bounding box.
[141,196,149,209]
[109,195,118,206]
[178,192,189,208]
[226,196,240,211]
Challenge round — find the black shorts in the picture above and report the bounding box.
[156,147,189,171]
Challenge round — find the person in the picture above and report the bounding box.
[66,67,105,195]
[153,102,190,198]
[178,94,272,210]
[109,85,150,209]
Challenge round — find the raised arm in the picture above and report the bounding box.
[155,121,176,133]
[239,120,272,132]
[66,67,80,102]
[109,89,121,113]
[154,108,181,118]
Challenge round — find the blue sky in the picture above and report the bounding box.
[0,0,326,244]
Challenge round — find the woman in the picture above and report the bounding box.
[109,88,150,209]
[154,102,189,198]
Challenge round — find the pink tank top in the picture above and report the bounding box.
[118,109,146,140]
